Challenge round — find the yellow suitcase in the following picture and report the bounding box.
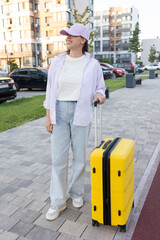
[90,102,134,232]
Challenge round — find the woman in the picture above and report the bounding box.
[43,23,106,220]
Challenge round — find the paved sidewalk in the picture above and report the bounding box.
[0,78,160,240]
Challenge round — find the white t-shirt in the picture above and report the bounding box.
[57,54,86,101]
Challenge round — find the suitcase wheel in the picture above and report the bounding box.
[119,225,126,232]
[92,219,99,227]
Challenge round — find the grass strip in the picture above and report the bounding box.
[105,75,148,92]
[0,95,46,132]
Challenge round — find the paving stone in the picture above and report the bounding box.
[0,186,19,198]
[0,194,17,204]
[81,225,117,240]
[56,233,81,240]
[26,200,47,212]
[10,179,33,188]
[0,214,19,231]
[60,208,81,221]
[58,220,87,238]
[17,237,30,240]
[26,190,49,202]
[76,212,92,226]
[10,221,34,237]
[10,197,33,209]
[26,225,60,240]
[0,203,19,217]
[12,208,41,224]
[79,202,91,214]
[34,214,65,231]
[0,231,19,240]
[14,188,31,198]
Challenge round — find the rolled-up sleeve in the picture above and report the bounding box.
[95,62,106,97]
[43,57,57,109]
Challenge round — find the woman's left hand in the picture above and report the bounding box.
[94,92,106,105]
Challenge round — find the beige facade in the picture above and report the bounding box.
[0,0,94,70]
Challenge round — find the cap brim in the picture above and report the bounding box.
[60,29,81,37]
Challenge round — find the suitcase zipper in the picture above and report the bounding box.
[102,137,121,225]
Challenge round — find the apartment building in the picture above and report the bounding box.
[94,5,139,63]
[0,0,94,70]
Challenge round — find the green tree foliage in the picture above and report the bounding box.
[100,58,113,65]
[8,59,18,73]
[148,45,157,63]
[68,0,96,53]
[129,22,142,54]
[157,52,160,62]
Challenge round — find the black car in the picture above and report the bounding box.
[9,68,48,91]
[0,77,17,103]
[101,66,114,80]
[113,62,136,73]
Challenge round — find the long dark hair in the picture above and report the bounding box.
[67,39,89,54]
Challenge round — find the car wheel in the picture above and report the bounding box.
[15,82,20,91]
[112,73,116,79]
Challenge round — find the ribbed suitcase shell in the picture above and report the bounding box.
[90,137,134,229]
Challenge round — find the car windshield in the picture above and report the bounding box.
[41,69,48,74]
[106,63,113,68]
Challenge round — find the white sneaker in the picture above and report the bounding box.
[46,204,66,220]
[72,198,84,208]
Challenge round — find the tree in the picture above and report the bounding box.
[8,59,18,73]
[100,58,113,65]
[129,22,142,54]
[68,0,96,53]
[157,52,160,62]
[148,45,156,63]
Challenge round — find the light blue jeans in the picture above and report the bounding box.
[50,101,91,207]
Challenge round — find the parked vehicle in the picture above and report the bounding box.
[0,77,17,103]
[143,63,160,70]
[0,68,8,77]
[100,62,125,78]
[137,67,144,74]
[113,62,137,73]
[101,66,114,80]
[9,68,48,91]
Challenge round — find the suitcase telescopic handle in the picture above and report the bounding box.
[94,99,100,107]
[94,100,102,147]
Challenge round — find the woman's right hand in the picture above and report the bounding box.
[46,117,53,134]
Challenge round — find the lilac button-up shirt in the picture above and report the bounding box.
[43,52,106,126]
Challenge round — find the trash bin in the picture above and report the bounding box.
[149,69,155,79]
[126,73,135,88]
[155,72,158,78]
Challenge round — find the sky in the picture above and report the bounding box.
[94,0,160,40]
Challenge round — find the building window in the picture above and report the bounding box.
[95,41,100,52]
[94,15,101,25]
[95,26,100,38]
[67,12,71,22]
[102,40,110,51]
[45,2,51,9]
[90,10,94,17]
[89,22,93,30]
[102,26,109,37]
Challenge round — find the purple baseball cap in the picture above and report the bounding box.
[60,23,90,41]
